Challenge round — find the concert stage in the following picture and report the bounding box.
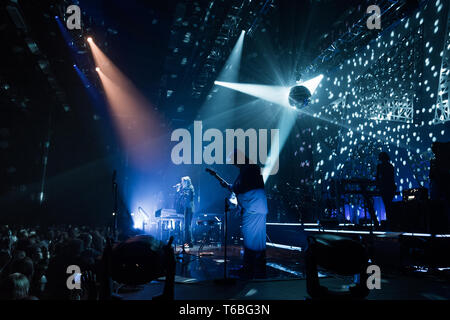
[112,223,450,300]
[2,0,450,306]
[117,240,450,300]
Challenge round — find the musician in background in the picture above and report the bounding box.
[224,149,268,279]
[174,176,195,248]
[376,152,396,226]
[430,142,450,232]
[430,142,450,201]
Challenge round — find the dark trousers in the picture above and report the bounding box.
[241,247,266,278]
[184,208,193,244]
[381,193,394,227]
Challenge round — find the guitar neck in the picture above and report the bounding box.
[218,175,232,191]
[206,169,240,210]
[215,174,226,185]
[209,171,232,192]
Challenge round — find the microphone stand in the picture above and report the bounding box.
[214,197,236,285]
[112,171,118,241]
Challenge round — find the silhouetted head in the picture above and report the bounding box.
[17,229,28,240]
[431,141,450,159]
[0,250,11,270]
[11,257,34,281]
[0,273,30,300]
[226,148,253,168]
[378,152,390,163]
[68,227,80,239]
[79,233,93,250]
[27,245,43,263]
[66,239,84,257]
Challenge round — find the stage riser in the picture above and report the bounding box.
[267,225,309,249]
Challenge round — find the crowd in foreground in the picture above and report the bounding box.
[0,224,109,300]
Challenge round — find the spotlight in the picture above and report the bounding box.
[288,85,312,109]
[87,37,93,43]
[111,235,174,286]
[95,67,100,72]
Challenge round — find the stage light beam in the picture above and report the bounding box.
[298,74,324,95]
[199,30,246,125]
[216,75,325,183]
[214,75,324,112]
[214,81,292,107]
[87,38,163,169]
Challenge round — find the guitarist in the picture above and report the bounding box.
[223,149,268,279]
[376,152,396,228]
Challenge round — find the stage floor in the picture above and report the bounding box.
[116,244,450,300]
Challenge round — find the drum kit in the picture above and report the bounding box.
[153,208,224,246]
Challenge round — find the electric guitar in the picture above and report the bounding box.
[205,168,240,210]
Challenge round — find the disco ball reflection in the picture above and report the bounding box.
[288,85,312,109]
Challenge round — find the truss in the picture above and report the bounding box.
[306,0,420,75]
[434,8,450,124]
[367,96,415,123]
[354,22,423,123]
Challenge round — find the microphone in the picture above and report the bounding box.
[138,206,149,219]
[112,170,117,184]
[112,170,117,192]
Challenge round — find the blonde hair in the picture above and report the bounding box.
[181,176,193,188]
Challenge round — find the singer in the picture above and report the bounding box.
[174,176,195,247]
